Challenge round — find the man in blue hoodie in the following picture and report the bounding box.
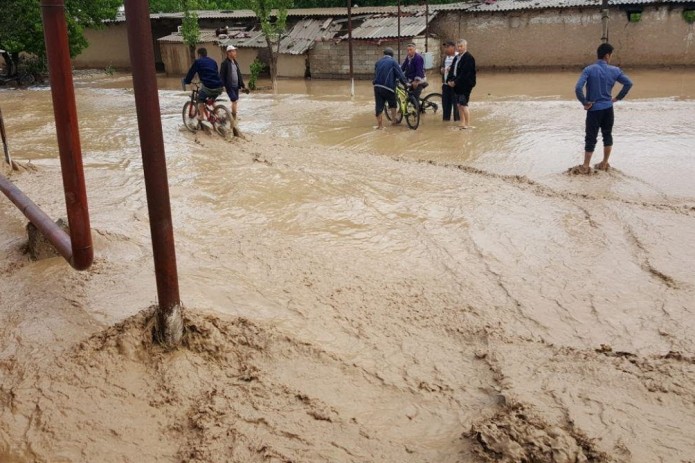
[575,43,633,173]
[373,47,408,129]
[183,48,225,128]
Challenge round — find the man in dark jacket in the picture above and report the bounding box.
[446,39,476,129]
[183,48,224,128]
[373,47,408,129]
[219,45,247,120]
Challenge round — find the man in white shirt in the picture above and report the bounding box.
[440,40,459,122]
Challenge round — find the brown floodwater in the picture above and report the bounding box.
[1,68,694,463]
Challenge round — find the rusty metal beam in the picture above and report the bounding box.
[123,0,182,345]
[0,0,93,271]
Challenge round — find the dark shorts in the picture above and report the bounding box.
[455,90,472,106]
[227,86,239,102]
[374,86,397,116]
[585,107,614,152]
[198,85,223,103]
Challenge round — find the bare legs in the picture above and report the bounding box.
[457,104,470,128]
[581,145,612,173]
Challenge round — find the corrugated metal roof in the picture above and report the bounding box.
[111,1,695,23]
[348,12,437,40]
[433,0,694,13]
[158,29,221,44]
[222,18,341,55]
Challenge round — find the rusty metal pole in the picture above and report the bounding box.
[347,0,354,97]
[0,108,12,167]
[40,0,93,271]
[123,0,183,347]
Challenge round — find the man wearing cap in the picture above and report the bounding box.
[219,45,247,120]
[183,47,225,128]
[373,47,408,129]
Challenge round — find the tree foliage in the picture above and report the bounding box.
[0,0,121,58]
[248,0,292,91]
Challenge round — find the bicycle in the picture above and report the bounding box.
[384,82,421,130]
[181,81,232,136]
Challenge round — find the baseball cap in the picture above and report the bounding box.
[226,45,237,51]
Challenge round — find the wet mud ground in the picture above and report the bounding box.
[1,69,695,462]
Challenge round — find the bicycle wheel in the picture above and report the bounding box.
[182,101,199,132]
[212,104,232,136]
[383,106,403,123]
[420,92,442,116]
[404,95,420,130]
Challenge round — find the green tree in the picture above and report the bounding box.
[0,0,121,61]
[249,0,292,91]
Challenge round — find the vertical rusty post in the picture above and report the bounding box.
[0,107,12,167]
[347,0,354,96]
[40,0,93,271]
[123,0,183,346]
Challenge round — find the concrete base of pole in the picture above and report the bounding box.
[154,303,184,348]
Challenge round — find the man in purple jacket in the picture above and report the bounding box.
[401,43,426,100]
[575,43,633,173]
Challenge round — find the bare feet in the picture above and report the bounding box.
[568,164,593,175]
[375,125,384,130]
[595,162,611,171]
[458,125,468,129]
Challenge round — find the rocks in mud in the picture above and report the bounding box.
[26,218,68,260]
[465,402,610,463]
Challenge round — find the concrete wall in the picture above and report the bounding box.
[72,23,131,70]
[160,43,257,77]
[430,5,695,69]
[278,54,307,78]
[73,5,695,73]
[309,39,441,79]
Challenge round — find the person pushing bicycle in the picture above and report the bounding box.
[182,48,224,129]
[373,47,408,129]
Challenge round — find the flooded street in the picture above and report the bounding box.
[1,69,695,462]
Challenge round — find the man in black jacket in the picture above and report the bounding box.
[446,39,476,129]
[219,45,247,119]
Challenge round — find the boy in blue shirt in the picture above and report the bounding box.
[575,43,633,173]
[183,48,224,128]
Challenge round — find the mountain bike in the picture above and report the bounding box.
[181,82,232,136]
[384,82,420,129]
[420,90,443,118]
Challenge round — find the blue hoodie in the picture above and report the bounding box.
[373,55,407,93]
[183,56,223,89]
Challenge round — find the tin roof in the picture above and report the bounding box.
[221,18,341,55]
[158,28,221,44]
[113,1,695,23]
[433,0,693,13]
[348,11,437,40]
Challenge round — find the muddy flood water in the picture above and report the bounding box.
[1,69,695,462]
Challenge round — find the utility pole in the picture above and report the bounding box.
[397,0,401,62]
[348,0,354,96]
[601,0,609,43]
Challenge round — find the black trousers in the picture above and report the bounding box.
[585,107,614,152]
[442,84,460,121]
